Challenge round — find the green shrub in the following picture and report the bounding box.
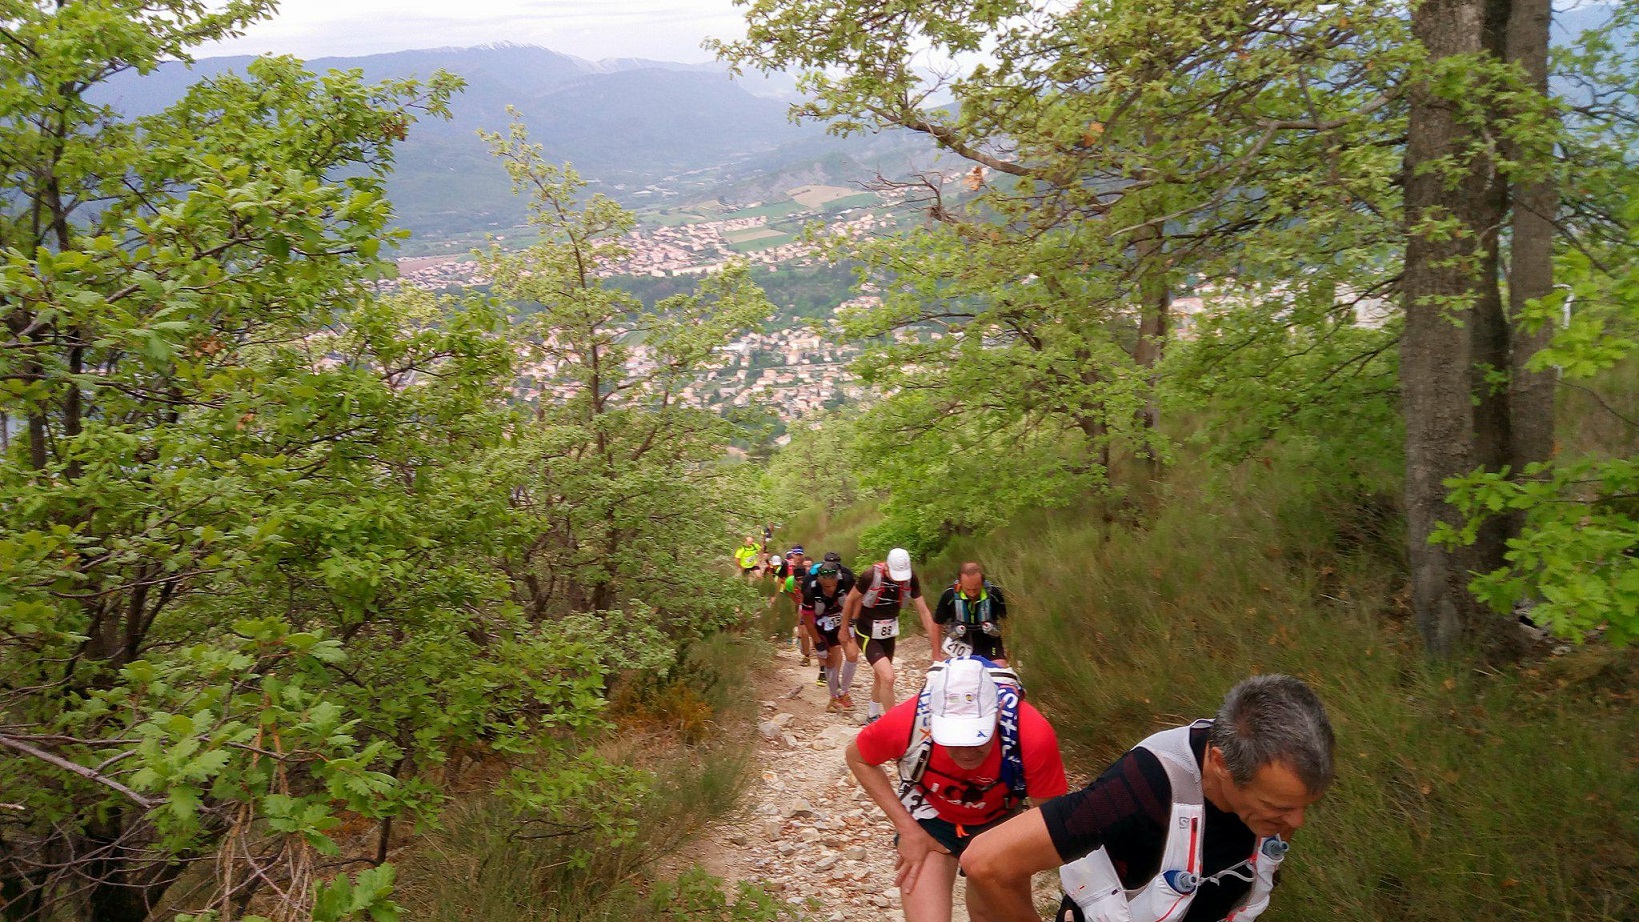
[971,456,1639,922]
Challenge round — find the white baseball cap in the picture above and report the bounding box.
[887,547,913,581]
[927,658,1000,747]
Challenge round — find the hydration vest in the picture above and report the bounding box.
[950,581,997,625]
[896,658,1028,820]
[1058,721,1286,922]
[860,562,909,610]
[806,578,846,617]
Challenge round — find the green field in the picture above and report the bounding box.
[728,232,797,253]
[644,209,715,227]
[723,200,807,221]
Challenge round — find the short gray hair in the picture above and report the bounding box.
[1209,674,1335,794]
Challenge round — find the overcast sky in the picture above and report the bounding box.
[201,0,751,63]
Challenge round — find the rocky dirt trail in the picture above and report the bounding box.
[686,634,969,922]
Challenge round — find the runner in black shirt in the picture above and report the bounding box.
[842,547,936,723]
[959,675,1336,922]
[933,561,1009,665]
[1038,725,1256,921]
[805,562,859,710]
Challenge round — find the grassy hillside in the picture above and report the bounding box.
[794,453,1638,921]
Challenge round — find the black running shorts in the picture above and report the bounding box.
[855,629,895,664]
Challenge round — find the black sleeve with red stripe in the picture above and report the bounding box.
[1042,730,1258,922]
[1040,747,1172,886]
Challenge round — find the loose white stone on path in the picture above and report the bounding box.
[670,637,984,921]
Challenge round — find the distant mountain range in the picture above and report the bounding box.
[99,6,1623,248]
[99,44,937,244]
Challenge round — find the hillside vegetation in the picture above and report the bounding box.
[781,443,1638,921]
[5,1,1639,921]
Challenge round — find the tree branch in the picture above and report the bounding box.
[0,733,156,809]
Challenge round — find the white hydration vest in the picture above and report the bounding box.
[1058,720,1286,922]
[896,659,1026,820]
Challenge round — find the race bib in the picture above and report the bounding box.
[942,636,972,658]
[817,615,841,632]
[869,618,900,640]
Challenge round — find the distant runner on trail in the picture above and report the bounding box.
[959,674,1335,922]
[843,547,937,724]
[803,551,856,688]
[847,657,1068,922]
[771,548,814,664]
[933,562,1010,666]
[734,536,761,580]
[785,553,818,673]
[768,544,802,585]
[805,560,858,709]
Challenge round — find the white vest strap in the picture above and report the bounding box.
[1059,720,1285,922]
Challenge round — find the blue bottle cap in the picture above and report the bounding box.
[1162,870,1199,895]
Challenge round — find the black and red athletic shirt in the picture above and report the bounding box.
[854,566,922,619]
[1039,723,1259,922]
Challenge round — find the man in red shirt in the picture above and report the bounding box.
[846,658,1069,922]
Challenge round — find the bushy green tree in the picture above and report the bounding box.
[476,116,774,633]
[761,408,863,517]
[716,0,1412,544]
[0,8,770,922]
[0,3,520,918]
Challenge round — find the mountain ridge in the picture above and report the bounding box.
[101,44,912,243]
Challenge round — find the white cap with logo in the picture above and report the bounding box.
[927,657,1001,747]
[887,547,913,581]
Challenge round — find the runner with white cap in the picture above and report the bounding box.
[846,657,1069,922]
[843,547,939,722]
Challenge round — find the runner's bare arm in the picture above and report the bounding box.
[844,741,948,896]
[802,609,824,646]
[958,808,1062,922]
[914,595,939,660]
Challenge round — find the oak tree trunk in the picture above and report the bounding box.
[1402,0,1514,657]
[1505,0,1558,476]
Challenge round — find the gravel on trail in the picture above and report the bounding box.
[684,636,965,922]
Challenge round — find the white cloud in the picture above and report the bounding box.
[203,0,750,62]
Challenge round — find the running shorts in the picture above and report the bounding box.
[895,813,1016,859]
[971,632,1005,661]
[855,626,895,664]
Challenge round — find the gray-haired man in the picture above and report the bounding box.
[959,674,1335,922]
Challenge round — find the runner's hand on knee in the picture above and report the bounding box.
[894,825,950,893]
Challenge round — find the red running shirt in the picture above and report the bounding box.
[855,695,1069,825]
